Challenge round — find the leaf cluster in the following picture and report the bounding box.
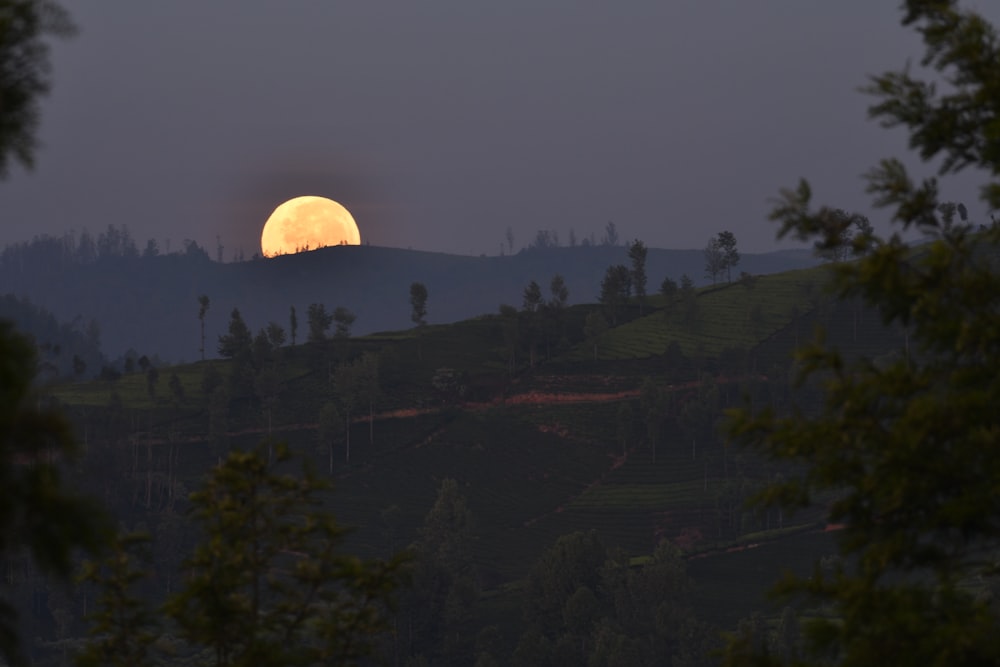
[0,0,75,177]
[161,442,404,666]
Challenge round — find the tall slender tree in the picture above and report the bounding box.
[716,231,740,282]
[599,264,630,325]
[703,237,725,285]
[601,221,619,246]
[197,295,210,360]
[583,310,608,360]
[332,361,360,463]
[522,281,543,367]
[627,239,648,314]
[410,282,428,327]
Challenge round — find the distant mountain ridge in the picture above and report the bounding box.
[3,244,820,363]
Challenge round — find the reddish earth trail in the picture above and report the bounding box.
[133,375,758,447]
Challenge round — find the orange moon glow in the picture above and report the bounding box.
[260,196,361,257]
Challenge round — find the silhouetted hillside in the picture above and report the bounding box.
[2,243,818,361]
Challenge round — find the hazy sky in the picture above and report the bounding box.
[2,2,997,257]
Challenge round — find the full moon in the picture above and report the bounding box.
[260,196,361,257]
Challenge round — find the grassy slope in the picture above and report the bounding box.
[566,268,832,362]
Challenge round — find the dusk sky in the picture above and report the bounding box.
[2,2,997,258]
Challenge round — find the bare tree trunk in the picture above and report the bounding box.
[146,438,152,509]
[345,412,351,463]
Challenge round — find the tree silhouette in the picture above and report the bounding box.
[627,239,648,314]
[197,295,210,361]
[306,303,332,342]
[715,230,739,282]
[410,281,428,326]
[333,307,356,347]
[217,308,251,358]
[726,4,1000,665]
[599,264,630,326]
[601,221,619,246]
[703,237,724,285]
[164,443,402,665]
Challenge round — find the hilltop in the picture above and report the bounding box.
[1,239,818,362]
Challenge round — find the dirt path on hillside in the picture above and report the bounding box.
[130,375,755,447]
[685,522,842,562]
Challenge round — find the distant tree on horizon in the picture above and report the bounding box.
[599,264,630,325]
[716,230,740,282]
[660,275,678,300]
[333,306,356,339]
[307,303,333,342]
[522,281,544,367]
[703,237,725,285]
[217,308,251,358]
[601,221,619,246]
[547,274,570,358]
[522,281,543,313]
[627,239,648,314]
[549,274,568,310]
[410,282,428,327]
[530,229,558,250]
[197,295,210,361]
